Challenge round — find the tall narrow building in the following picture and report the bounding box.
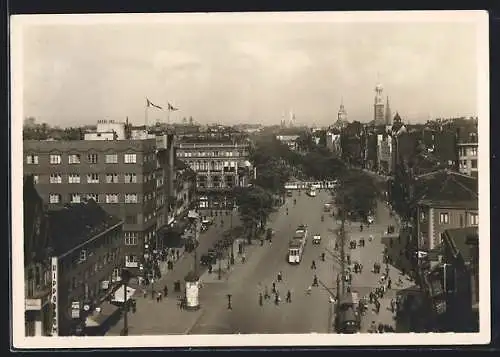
[385,96,392,126]
[374,83,385,125]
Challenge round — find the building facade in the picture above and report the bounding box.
[23,138,161,272]
[457,142,478,178]
[47,201,124,336]
[175,139,253,209]
[376,133,392,174]
[414,170,478,252]
[275,135,300,151]
[24,175,52,337]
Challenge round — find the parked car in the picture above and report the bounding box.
[312,234,321,244]
[367,216,375,224]
[200,254,216,266]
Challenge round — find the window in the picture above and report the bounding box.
[470,147,478,156]
[33,175,39,184]
[125,193,138,203]
[49,173,62,184]
[86,193,99,203]
[49,154,61,164]
[49,194,61,203]
[439,212,449,224]
[105,154,118,164]
[124,173,137,183]
[68,174,80,184]
[471,159,478,169]
[70,193,81,203]
[469,213,479,226]
[68,154,81,164]
[124,154,137,164]
[87,173,99,183]
[105,194,119,204]
[420,210,426,222]
[125,215,138,224]
[87,154,98,164]
[26,155,39,164]
[124,232,138,245]
[106,173,119,183]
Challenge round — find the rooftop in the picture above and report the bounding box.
[442,227,479,263]
[414,169,478,208]
[47,200,122,257]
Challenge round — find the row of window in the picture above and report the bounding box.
[26,153,156,165]
[458,147,478,157]
[49,193,141,204]
[435,212,479,225]
[176,150,247,158]
[45,173,139,184]
[459,159,478,169]
[185,160,238,171]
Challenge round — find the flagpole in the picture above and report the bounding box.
[145,101,149,129]
[167,107,170,126]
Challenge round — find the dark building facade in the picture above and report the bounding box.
[23,138,163,271]
[47,201,124,336]
[24,175,52,336]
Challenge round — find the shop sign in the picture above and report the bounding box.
[50,257,59,336]
[71,301,80,319]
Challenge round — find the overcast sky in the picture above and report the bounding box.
[18,12,481,127]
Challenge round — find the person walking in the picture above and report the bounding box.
[259,292,263,306]
[272,282,276,294]
[286,290,292,303]
[311,260,316,270]
[264,285,270,300]
[387,277,392,290]
[277,271,283,282]
[164,285,168,297]
[227,294,232,310]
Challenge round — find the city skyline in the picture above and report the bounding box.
[18,12,479,127]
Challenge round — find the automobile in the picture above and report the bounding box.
[286,190,293,197]
[312,234,321,244]
[200,254,217,266]
[201,218,213,226]
[207,249,217,259]
[367,216,375,224]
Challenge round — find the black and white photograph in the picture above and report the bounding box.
[11,11,490,348]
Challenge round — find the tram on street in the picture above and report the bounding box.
[288,225,308,264]
[307,185,317,197]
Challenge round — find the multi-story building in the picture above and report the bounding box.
[175,137,253,209]
[325,131,342,157]
[373,83,385,126]
[24,175,52,337]
[47,200,124,336]
[376,133,392,174]
[23,137,160,272]
[457,138,478,178]
[414,169,478,253]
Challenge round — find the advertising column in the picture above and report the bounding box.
[50,257,59,336]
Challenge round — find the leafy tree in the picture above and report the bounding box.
[234,185,274,243]
[335,169,378,221]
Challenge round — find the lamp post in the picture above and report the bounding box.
[120,269,131,336]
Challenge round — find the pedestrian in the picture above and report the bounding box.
[313,274,318,287]
[227,294,232,310]
[156,293,160,303]
[143,290,147,299]
[369,291,374,304]
[378,323,384,334]
[387,278,392,290]
[360,224,363,232]
[275,293,280,305]
[242,253,246,263]
[286,290,292,303]
[259,292,263,306]
[277,271,283,282]
[176,250,180,260]
[311,260,316,270]
[151,289,155,300]
[375,300,381,314]
[164,285,168,297]
[390,298,396,313]
[272,282,276,294]
[359,263,363,273]
[321,252,325,262]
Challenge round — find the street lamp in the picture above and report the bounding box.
[120,269,131,336]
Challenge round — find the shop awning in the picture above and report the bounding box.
[85,302,119,327]
[112,286,136,303]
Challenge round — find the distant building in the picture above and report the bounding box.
[326,131,342,157]
[376,133,392,174]
[374,83,385,126]
[83,120,126,141]
[457,128,478,178]
[175,136,253,209]
[276,135,300,151]
[414,169,478,253]
[47,201,124,336]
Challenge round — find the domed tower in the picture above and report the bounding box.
[374,82,385,125]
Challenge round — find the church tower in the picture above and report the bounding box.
[385,96,392,125]
[337,97,348,122]
[374,82,385,125]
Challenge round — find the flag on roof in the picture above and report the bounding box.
[146,98,162,110]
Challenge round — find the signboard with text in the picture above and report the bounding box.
[50,257,59,336]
